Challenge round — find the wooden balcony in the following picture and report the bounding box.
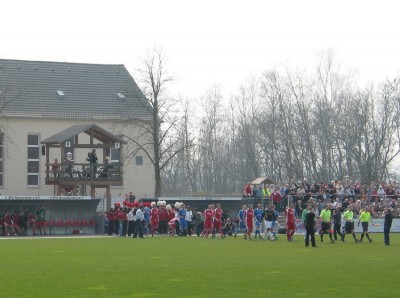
[45,162,123,187]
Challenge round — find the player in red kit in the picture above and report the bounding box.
[165,204,177,236]
[213,203,224,238]
[27,212,37,236]
[244,204,254,240]
[210,204,216,237]
[285,203,297,241]
[3,210,15,236]
[201,205,214,238]
[11,211,23,235]
[158,205,168,235]
[150,202,159,237]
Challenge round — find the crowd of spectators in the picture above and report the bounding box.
[244,178,400,218]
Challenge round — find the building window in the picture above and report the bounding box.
[135,156,143,166]
[0,133,3,187]
[110,148,120,178]
[110,148,120,163]
[27,134,39,186]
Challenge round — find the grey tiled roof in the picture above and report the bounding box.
[41,124,125,144]
[0,59,153,120]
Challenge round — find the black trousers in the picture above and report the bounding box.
[108,220,115,235]
[384,225,391,244]
[196,222,204,236]
[158,220,168,234]
[305,225,316,247]
[187,221,193,236]
[133,219,144,238]
[333,223,342,240]
[127,221,135,236]
[121,220,128,236]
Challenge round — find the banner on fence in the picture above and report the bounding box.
[351,218,400,233]
[0,196,92,200]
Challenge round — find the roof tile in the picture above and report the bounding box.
[0,59,153,121]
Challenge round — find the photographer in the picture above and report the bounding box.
[222,218,235,236]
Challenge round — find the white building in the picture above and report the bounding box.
[0,59,155,201]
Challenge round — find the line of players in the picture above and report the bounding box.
[194,203,280,240]
[286,203,384,246]
[147,202,228,238]
[235,203,280,240]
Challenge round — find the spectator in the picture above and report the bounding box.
[51,158,61,178]
[127,208,135,237]
[36,205,47,235]
[193,208,204,237]
[272,187,283,211]
[11,211,23,235]
[262,185,271,202]
[100,158,112,178]
[133,205,145,238]
[27,212,37,235]
[185,206,193,236]
[243,182,253,197]
[19,211,28,235]
[3,210,15,236]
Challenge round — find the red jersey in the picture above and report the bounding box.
[150,208,159,222]
[285,208,296,223]
[159,208,168,221]
[107,211,117,221]
[245,209,254,223]
[167,210,176,221]
[12,214,20,225]
[244,185,252,196]
[3,214,12,225]
[117,211,126,221]
[214,208,223,222]
[214,208,223,229]
[204,209,213,221]
[272,191,282,203]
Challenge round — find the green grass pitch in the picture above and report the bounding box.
[0,233,399,297]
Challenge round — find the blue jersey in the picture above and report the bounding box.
[143,207,150,222]
[272,210,279,227]
[238,210,245,221]
[178,209,187,230]
[254,208,263,221]
[178,209,187,220]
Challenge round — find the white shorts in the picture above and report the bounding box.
[265,221,273,229]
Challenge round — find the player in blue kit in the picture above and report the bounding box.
[234,205,247,238]
[254,203,264,239]
[178,204,187,236]
[143,203,151,235]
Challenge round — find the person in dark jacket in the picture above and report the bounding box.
[383,208,393,246]
[304,206,317,247]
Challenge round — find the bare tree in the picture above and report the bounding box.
[156,50,400,195]
[120,48,192,197]
[0,82,22,147]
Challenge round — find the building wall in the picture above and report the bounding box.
[1,118,155,199]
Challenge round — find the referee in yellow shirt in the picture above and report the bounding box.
[319,205,334,243]
[358,207,374,243]
[341,205,359,243]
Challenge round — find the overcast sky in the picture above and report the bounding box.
[1,0,400,99]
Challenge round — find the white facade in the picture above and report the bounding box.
[1,118,155,199]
